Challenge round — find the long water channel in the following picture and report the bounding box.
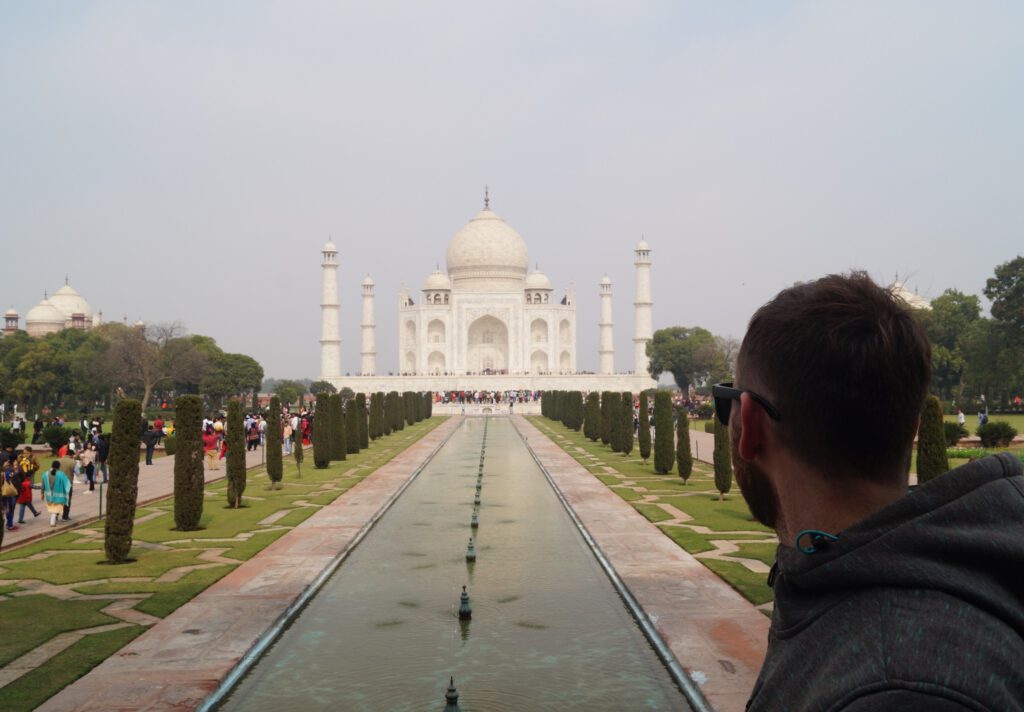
[217,417,690,710]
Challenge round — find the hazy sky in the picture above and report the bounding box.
[2,1,1021,379]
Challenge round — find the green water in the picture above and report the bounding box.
[218,417,689,711]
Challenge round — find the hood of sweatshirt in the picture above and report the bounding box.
[771,452,1024,639]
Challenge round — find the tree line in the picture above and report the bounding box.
[645,256,1024,412]
[0,322,263,414]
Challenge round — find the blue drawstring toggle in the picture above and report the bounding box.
[795,529,839,555]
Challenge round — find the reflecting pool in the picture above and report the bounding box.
[218,417,689,710]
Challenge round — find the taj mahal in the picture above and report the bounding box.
[319,194,658,394]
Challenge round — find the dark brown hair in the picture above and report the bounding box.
[737,271,931,481]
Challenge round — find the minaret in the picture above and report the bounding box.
[360,275,376,376]
[633,239,653,376]
[320,239,342,380]
[599,275,614,375]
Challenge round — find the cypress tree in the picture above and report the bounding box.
[266,396,283,489]
[676,408,693,483]
[637,391,651,463]
[173,395,205,531]
[389,391,403,431]
[404,392,416,426]
[424,392,433,418]
[621,392,634,456]
[608,392,622,452]
[346,399,359,454]
[600,391,613,446]
[226,400,246,507]
[584,392,600,441]
[104,398,141,563]
[653,391,674,474]
[713,418,733,500]
[293,419,304,478]
[357,393,369,449]
[368,393,379,440]
[313,393,331,469]
[380,392,392,436]
[917,395,949,483]
[330,393,347,460]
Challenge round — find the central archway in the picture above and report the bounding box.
[466,315,509,374]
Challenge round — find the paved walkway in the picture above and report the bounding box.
[36,416,463,712]
[513,415,769,712]
[3,447,268,552]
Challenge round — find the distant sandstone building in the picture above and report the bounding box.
[319,195,658,394]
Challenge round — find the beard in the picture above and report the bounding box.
[730,424,781,530]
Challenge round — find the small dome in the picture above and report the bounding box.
[26,298,66,325]
[446,208,529,290]
[134,319,145,328]
[49,283,93,320]
[525,269,552,291]
[636,238,650,251]
[322,239,337,253]
[600,275,612,286]
[362,274,374,286]
[423,269,452,291]
[5,307,17,317]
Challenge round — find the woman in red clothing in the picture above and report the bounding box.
[202,426,220,470]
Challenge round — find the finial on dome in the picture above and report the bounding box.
[484,185,490,209]
[65,274,69,285]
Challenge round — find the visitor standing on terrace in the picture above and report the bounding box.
[719,272,1024,711]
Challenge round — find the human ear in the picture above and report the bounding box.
[737,392,765,461]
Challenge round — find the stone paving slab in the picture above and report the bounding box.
[513,415,769,712]
[36,417,462,712]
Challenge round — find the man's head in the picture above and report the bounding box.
[727,272,932,528]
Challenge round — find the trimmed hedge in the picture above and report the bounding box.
[653,391,674,474]
[330,393,346,461]
[313,393,331,469]
[637,391,651,463]
[713,418,732,500]
[977,421,1018,448]
[676,410,692,482]
[266,396,283,488]
[104,399,141,563]
[620,392,633,456]
[226,400,246,507]
[916,395,948,483]
[173,395,204,531]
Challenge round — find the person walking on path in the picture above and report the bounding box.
[2,461,19,531]
[41,460,71,527]
[17,472,40,523]
[96,434,110,483]
[79,443,97,489]
[202,426,220,470]
[141,426,159,466]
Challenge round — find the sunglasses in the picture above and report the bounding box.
[711,382,783,426]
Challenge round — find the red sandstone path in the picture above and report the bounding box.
[3,447,267,551]
[513,415,769,712]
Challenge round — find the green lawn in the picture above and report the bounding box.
[0,417,444,712]
[943,413,1024,434]
[528,417,777,610]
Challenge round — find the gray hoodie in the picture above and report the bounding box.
[747,453,1024,711]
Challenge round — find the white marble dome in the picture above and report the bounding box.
[49,283,93,319]
[362,275,375,286]
[446,208,529,291]
[322,239,337,253]
[25,298,66,335]
[525,268,552,291]
[4,307,17,317]
[423,268,452,291]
